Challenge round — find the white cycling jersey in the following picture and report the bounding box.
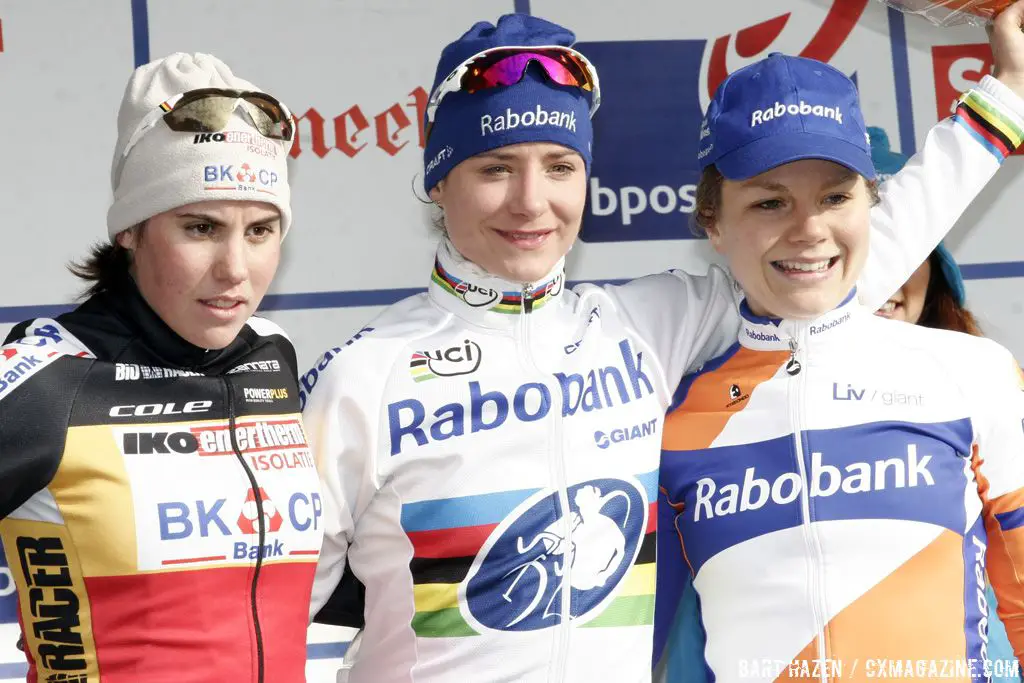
[302,75,1024,683]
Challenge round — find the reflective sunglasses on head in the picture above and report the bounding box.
[425,45,601,139]
[114,88,295,185]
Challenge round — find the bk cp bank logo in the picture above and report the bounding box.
[579,0,869,242]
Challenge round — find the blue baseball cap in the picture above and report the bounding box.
[697,53,875,181]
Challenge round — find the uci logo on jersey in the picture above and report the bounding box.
[454,281,500,308]
[409,339,482,382]
[462,478,646,631]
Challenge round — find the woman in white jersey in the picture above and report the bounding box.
[303,10,1024,682]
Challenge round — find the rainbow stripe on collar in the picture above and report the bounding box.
[431,259,562,314]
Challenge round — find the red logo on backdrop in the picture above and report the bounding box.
[704,0,869,100]
[932,43,1021,155]
[2,349,16,362]
[932,43,994,117]
[237,488,283,534]
[289,87,427,160]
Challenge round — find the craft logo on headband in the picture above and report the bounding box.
[579,0,868,242]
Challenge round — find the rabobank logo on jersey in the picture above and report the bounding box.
[661,420,973,575]
[386,339,655,455]
[693,446,935,522]
[461,478,646,631]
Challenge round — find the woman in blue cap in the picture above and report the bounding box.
[658,32,1024,683]
[303,9,1024,682]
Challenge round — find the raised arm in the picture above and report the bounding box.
[859,2,1024,308]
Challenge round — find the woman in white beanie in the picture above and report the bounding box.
[0,53,317,683]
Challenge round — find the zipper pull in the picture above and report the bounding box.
[523,283,534,314]
[785,339,802,376]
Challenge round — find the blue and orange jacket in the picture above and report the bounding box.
[657,295,1024,682]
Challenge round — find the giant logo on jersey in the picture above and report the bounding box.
[578,0,869,242]
[461,478,646,631]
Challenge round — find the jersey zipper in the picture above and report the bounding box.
[519,283,572,682]
[225,378,266,683]
[786,332,830,682]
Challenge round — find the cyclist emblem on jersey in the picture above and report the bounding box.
[463,478,645,631]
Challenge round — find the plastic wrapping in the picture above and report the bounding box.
[875,0,1012,27]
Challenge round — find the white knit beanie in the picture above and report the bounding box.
[107,53,293,240]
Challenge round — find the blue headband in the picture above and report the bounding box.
[423,14,594,192]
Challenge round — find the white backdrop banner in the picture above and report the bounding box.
[0,0,1021,680]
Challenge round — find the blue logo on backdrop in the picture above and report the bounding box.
[575,3,870,242]
[464,478,646,631]
[0,542,16,623]
[578,40,707,242]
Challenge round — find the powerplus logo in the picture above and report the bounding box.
[243,387,289,404]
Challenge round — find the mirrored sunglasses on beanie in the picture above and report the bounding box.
[114,88,295,185]
[425,45,601,140]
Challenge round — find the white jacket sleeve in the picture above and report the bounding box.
[594,265,740,406]
[303,346,382,621]
[858,75,1024,309]
[600,77,1024,396]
